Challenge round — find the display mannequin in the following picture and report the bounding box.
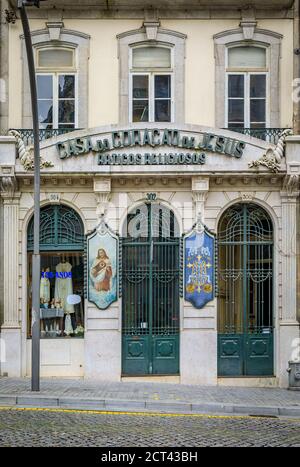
[54,260,74,313]
[54,259,74,335]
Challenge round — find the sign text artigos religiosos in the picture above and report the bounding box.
[56,128,246,165]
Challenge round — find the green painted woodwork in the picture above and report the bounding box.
[27,205,84,251]
[122,203,180,375]
[217,203,274,376]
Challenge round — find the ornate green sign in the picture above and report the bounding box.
[56,128,246,165]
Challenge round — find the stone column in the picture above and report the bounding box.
[0,167,21,376]
[279,180,300,387]
[181,176,216,385]
[85,176,120,381]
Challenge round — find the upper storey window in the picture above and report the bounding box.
[37,48,74,69]
[36,47,77,130]
[228,46,266,68]
[130,46,173,123]
[226,46,267,129]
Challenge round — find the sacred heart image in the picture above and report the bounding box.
[87,227,118,310]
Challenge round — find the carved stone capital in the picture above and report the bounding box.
[283,174,300,197]
[95,192,111,217]
[93,177,111,218]
[0,166,18,198]
[191,177,209,222]
[192,191,207,203]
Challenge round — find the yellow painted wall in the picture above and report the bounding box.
[8,18,293,130]
[163,20,237,127]
[9,20,46,129]
[67,20,141,127]
[259,19,293,129]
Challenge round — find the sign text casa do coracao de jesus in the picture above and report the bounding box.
[56,128,246,165]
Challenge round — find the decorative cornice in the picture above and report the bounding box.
[117,27,186,41]
[213,27,283,42]
[20,27,91,41]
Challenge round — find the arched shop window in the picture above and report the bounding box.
[27,205,85,339]
[217,203,274,376]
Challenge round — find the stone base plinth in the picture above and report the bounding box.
[0,327,21,377]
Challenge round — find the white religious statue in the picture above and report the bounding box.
[40,267,50,303]
[64,314,74,336]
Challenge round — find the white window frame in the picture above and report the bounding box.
[36,46,77,72]
[129,45,174,123]
[225,71,269,128]
[36,72,78,129]
[225,45,270,129]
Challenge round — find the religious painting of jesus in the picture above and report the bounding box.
[90,248,112,292]
[87,228,118,310]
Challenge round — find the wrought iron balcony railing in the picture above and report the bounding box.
[8,127,290,147]
[8,128,81,147]
[224,127,290,145]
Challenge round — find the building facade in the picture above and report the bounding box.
[0,0,299,387]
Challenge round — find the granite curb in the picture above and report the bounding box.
[0,394,299,417]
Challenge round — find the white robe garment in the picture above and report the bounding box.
[54,262,74,314]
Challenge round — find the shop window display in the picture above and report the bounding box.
[27,204,85,339]
[27,252,84,338]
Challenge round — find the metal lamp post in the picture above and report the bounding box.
[17,0,47,391]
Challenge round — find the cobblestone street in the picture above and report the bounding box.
[0,408,299,447]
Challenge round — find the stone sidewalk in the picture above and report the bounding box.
[0,377,299,416]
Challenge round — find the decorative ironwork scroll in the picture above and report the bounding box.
[184,218,215,309]
[248,128,292,173]
[87,216,118,310]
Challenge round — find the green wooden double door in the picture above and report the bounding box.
[217,203,274,376]
[122,203,180,376]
